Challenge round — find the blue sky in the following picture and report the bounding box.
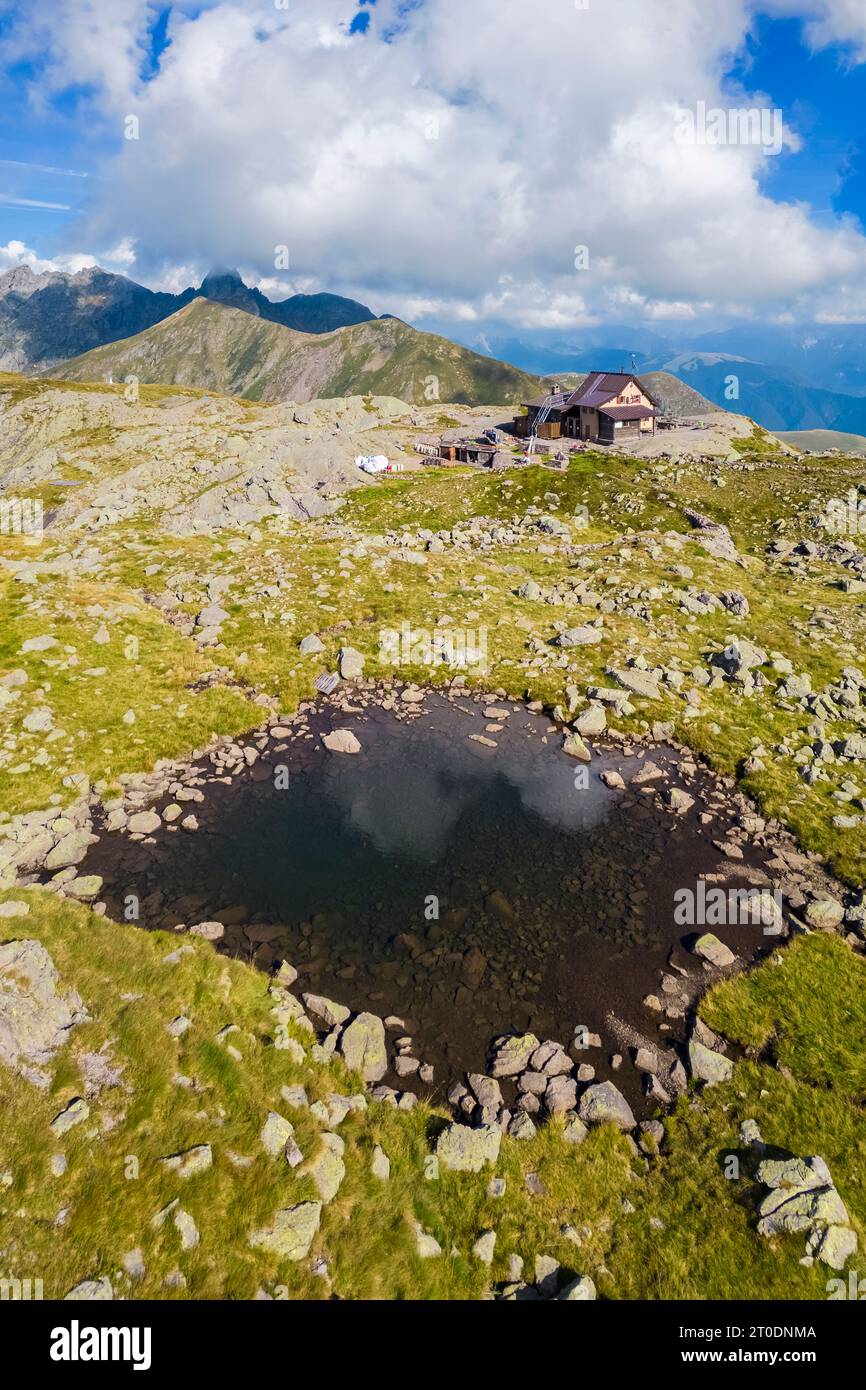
[0,1,865,330]
[729,14,866,227]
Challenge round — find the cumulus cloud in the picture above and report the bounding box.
[763,0,866,60]
[5,0,866,328]
[0,239,98,275]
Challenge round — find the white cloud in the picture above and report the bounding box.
[0,239,97,274]
[6,0,866,329]
[762,1,866,60]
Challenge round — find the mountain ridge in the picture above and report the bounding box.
[42,297,544,407]
[0,262,377,372]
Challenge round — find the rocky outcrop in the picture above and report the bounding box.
[0,938,89,1087]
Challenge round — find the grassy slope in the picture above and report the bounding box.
[2,379,866,1299]
[1,891,862,1300]
[38,300,543,408]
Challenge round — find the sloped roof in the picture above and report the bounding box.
[563,371,661,410]
[599,403,657,421]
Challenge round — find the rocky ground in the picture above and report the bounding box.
[1,372,865,1300]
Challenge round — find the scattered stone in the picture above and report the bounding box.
[159,1144,213,1178]
[338,646,365,680]
[322,729,361,754]
[339,1011,388,1082]
[50,1097,89,1135]
[688,1040,733,1086]
[64,1276,113,1301]
[303,993,350,1028]
[692,932,737,968]
[249,1202,322,1260]
[805,899,844,930]
[0,938,89,1088]
[562,1114,589,1145]
[558,1275,597,1301]
[473,1230,496,1264]
[307,1133,346,1202]
[436,1122,501,1172]
[371,1145,391,1181]
[0,900,30,918]
[578,1081,636,1131]
[260,1111,294,1158]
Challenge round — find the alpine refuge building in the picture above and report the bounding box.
[515,371,660,445]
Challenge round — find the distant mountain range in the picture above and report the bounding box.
[47,297,543,407]
[466,324,866,434]
[0,263,376,372]
[6,260,866,426]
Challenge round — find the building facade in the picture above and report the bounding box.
[516,371,659,444]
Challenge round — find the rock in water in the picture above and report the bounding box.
[322,729,361,754]
[692,933,737,968]
[563,732,592,762]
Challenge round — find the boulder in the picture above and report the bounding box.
[303,993,350,1028]
[545,1074,577,1114]
[563,733,591,762]
[44,830,95,871]
[578,1081,636,1131]
[574,704,607,737]
[0,939,89,1087]
[692,933,736,968]
[609,667,662,700]
[322,729,361,754]
[558,626,602,648]
[260,1111,294,1158]
[490,1033,540,1078]
[805,899,844,930]
[813,1225,858,1272]
[436,1122,501,1172]
[248,1202,322,1260]
[196,605,229,628]
[189,921,225,941]
[558,1275,597,1300]
[688,1039,733,1086]
[339,1012,388,1083]
[338,646,365,680]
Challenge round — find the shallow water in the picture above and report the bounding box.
[82,693,774,1108]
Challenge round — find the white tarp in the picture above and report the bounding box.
[355,454,390,474]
